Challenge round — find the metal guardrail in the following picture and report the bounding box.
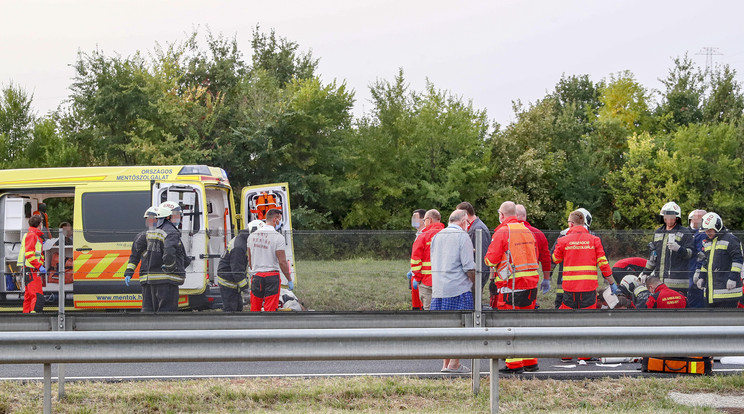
[3,310,744,414]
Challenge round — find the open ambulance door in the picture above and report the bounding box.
[153,182,207,293]
[242,183,296,285]
[73,184,151,309]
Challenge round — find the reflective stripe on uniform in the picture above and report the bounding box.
[146,273,184,283]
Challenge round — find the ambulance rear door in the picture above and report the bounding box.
[74,183,151,309]
[153,182,207,293]
[241,183,296,285]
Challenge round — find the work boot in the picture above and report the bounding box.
[498,366,524,374]
[523,364,539,372]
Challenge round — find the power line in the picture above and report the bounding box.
[695,47,723,72]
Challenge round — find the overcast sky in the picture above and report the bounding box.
[2,0,743,126]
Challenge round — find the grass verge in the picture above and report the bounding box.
[2,374,743,413]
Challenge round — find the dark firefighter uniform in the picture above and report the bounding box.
[645,224,694,295]
[699,230,743,308]
[143,220,189,312]
[217,229,251,312]
[124,230,153,311]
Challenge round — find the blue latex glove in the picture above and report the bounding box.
[610,283,618,295]
[412,279,419,289]
[38,265,46,274]
[540,279,551,294]
[124,275,131,286]
[287,280,294,291]
[406,270,413,281]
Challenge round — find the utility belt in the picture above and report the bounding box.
[499,288,537,308]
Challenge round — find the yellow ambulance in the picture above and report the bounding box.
[0,165,295,311]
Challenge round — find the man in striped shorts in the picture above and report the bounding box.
[430,209,476,373]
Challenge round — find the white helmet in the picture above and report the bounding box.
[701,212,723,232]
[156,204,173,219]
[659,202,681,218]
[577,208,592,228]
[143,206,159,218]
[247,219,265,233]
[159,201,182,213]
[688,211,695,221]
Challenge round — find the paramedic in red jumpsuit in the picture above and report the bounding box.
[21,215,46,313]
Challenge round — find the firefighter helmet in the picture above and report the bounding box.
[659,202,681,218]
[577,208,592,228]
[143,206,159,218]
[159,201,182,213]
[701,212,723,232]
[156,204,173,219]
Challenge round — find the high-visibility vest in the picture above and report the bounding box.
[250,192,278,220]
[485,219,539,290]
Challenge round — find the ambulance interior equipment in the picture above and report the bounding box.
[0,192,75,303]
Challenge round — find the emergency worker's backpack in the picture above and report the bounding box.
[641,356,712,375]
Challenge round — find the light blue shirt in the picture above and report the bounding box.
[430,224,476,298]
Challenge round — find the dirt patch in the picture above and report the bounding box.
[669,391,744,409]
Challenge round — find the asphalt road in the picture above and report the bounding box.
[3,358,743,381]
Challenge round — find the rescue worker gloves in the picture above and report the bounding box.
[610,283,618,295]
[667,238,681,252]
[38,265,46,274]
[124,275,131,286]
[693,270,701,286]
[288,280,295,291]
[406,270,413,281]
[540,279,551,294]
[412,279,419,289]
[727,279,737,290]
[696,277,705,290]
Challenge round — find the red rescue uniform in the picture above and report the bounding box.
[411,222,446,287]
[485,216,540,370]
[552,225,612,309]
[646,283,687,309]
[20,226,45,313]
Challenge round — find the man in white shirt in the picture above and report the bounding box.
[430,209,476,373]
[247,209,293,311]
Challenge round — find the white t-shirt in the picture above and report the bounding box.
[247,226,287,273]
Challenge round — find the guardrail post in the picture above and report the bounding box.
[472,229,483,395]
[489,358,499,413]
[57,228,66,400]
[43,363,52,414]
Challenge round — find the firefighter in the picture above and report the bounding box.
[19,215,46,313]
[552,210,616,310]
[141,202,189,312]
[123,207,158,312]
[618,274,650,309]
[247,208,293,312]
[687,209,707,308]
[485,201,543,374]
[643,202,694,296]
[217,220,265,312]
[693,212,743,308]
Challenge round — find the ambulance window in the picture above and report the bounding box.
[81,191,150,243]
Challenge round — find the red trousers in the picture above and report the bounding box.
[23,272,44,313]
[496,291,537,369]
[411,279,422,310]
[250,273,280,312]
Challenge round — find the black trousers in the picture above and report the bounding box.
[146,283,179,312]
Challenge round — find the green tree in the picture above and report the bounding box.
[345,70,490,229]
[598,71,651,133]
[655,54,704,130]
[703,64,744,124]
[0,83,35,164]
